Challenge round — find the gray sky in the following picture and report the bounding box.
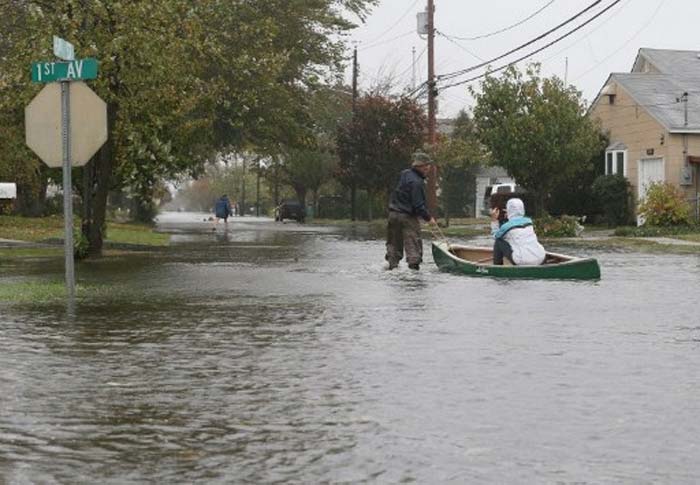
[344,0,693,118]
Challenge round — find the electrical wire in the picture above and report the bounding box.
[395,46,427,82]
[407,80,428,99]
[445,0,556,41]
[359,29,415,51]
[572,0,667,82]
[541,0,632,64]
[363,0,421,45]
[436,31,484,62]
[437,0,605,82]
[438,0,623,91]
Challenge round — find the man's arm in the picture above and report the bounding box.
[411,182,432,222]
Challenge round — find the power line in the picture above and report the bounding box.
[438,0,623,91]
[396,46,427,81]
[437,0,605,82]
[436,31,484,62]
[363,0,421,45]
[406,80,428,99]
[572,0,667,82]
[444,0,557,41]
[359,29,414,51]
[541,0,632,64]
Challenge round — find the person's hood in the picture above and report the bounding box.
[506,198,525,219]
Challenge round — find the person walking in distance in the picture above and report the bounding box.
[385,151,436,270]
[214,194,232,224]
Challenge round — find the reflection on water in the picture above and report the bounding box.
[2,212,700,482]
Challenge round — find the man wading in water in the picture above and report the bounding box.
[385,151,436,270]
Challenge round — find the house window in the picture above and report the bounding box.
[605,149,626,176]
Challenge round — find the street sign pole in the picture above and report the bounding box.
[61,81,75,299]
[26,37,107,304]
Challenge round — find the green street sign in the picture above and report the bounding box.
[31,58,98,83]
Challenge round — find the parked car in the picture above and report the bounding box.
[482,183,524,215]
[274,200,305,222]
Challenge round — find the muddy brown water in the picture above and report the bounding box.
[1,212,699,483]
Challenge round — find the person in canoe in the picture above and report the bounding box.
[490,198,545,266]
[385,151,437,271]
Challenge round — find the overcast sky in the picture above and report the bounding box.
[344,0,694,118]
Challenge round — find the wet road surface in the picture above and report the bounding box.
[2,212,700,483]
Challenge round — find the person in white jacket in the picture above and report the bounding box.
[490,198,546,266]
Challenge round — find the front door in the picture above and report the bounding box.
[637,157,665,225]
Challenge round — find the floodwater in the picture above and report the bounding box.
[1,212,699,483]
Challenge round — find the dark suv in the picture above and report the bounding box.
[275,201,305,222]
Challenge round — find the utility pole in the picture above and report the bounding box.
[351,45,359,221]
[352,46,359,114]
[411,46,417,89]
[256,158,261,217]
[426,0,438,215]
[564,57,569,86]
[681,92,690,186]
[241,158,246,217]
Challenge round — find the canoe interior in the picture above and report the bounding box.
[448,246,572,266]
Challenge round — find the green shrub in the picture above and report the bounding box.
[637,182,691,226]
[534,214,582,238]
[591,174,632,226]
[74,229,89,260]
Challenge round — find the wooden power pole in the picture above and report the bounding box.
[426,0,438,215]
[351,46,359,221]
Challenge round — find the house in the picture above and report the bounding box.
[590,48,700,216]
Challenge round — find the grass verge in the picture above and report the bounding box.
[0,247,63,258]
[0,215,169,246]
[0,280,137,304]
[0,281,69,303]
[549,236,700,254]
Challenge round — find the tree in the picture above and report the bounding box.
[280,146,336,213]
[548,131,608,217]
[0,0,377,255]
[337,94,426,220]
[470,65,601,214]
[428,110,483,224]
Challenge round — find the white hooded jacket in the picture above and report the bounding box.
[490,198,546,265]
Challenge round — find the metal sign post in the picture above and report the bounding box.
[25,36,107,302]
[61,81,75,299]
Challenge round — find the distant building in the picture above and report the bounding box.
[590,48,700,218]
[0,183,16,199]
[0,182,17,214]
[436,118,455,136]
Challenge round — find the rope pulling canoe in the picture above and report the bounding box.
[429,220,451,250]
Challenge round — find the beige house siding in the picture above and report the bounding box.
[591,81,699,205]
[666,134,700,200]
[591,82,668,201]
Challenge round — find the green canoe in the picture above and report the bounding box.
[431,241,600,280]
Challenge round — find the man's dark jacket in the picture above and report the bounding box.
[388,168,431,221]
[215,197,231,218]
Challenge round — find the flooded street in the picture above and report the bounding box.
[2,212,700,483]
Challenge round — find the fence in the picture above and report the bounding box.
[689,194,700,223]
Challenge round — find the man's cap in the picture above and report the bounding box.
[411,151,433,167]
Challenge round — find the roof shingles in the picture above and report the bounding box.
[606,48,700,132]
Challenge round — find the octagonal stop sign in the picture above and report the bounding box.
[25,81,107,167]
